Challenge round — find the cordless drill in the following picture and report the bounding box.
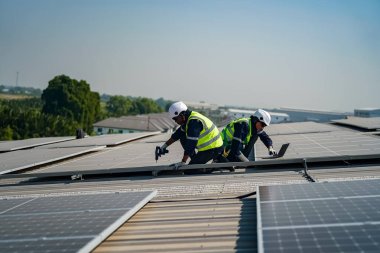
[155,146,169,162]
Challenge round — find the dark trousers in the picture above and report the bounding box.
[179,136,223,174]
[179,135,223,164]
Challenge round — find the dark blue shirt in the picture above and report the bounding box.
[171,111,203,157]
[230,119,272,156]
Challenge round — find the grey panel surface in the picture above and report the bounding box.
[258,179,380,253]
[31,133,184,174]
[259,179,380,201]
[37,132,159,148]
[0,191,156,253]
[333,117,380,130]
[0,146,105,175]
[265,122,341,136]
[0,137,75,152]
[263,225,380,253]
[260,197,380,227]
[255,130,380,160]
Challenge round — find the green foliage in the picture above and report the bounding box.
[41,75,101,134]
[0,75,171,140]
[106,96,164,117]
[0,98,79,140]
[106,95,133,117]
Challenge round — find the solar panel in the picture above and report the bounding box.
[255,130,380,160]
[0,191,156,253]
[37,132,159,148]
[333,117,380,130]
[257,179,380,253]
[265,122,341,136]
[0,137,75,152]
[0,146,105,175]
[30,134,183,175]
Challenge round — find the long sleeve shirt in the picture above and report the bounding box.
[171,111,203,157]
[230,120,272,156]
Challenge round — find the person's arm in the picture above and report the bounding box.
[259,131,276,155]
[259,131,273,148]
[160,127,183,150]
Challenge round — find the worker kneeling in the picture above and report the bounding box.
[158,101,223,174]
[218,109,276,162]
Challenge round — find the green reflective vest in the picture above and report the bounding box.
[221,118,252,148]
[186,111,223,151]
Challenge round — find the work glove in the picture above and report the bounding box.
[268,146,277,156]
[236,153,249,162]
[159,143,168,154]
[170,161,186,170]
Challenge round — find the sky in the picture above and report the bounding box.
[0,0,379,112]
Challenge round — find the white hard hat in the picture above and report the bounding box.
[169,101,188,118]
[253,109,271,126]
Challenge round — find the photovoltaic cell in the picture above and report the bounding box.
[257,179,380,253]
[265,122,341,136]
[0,191,156,253]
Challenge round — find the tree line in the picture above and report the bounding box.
[0,75,171,140]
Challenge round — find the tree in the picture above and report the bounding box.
[41,75,101,134]
[106,95,133,117]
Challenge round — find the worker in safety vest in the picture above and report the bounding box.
[219,109,276,162]
[158,101,223,171]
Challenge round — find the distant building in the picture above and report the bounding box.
[225,108,290,124]
[354,108,380,118]
[93,113,176,135]
[272,108,349,122]
[183,101,219,111]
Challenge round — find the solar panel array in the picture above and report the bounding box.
[37,132,159,148]
[30,134,183,175]
[332,117,380,130]
[255,130,380,159]
[257,180,380,252]
[0,191,156,253]
[0,136,75,152]
[265,122,341,136]
[0,146,105,175]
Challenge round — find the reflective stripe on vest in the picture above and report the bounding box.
[221,118,252,146]
[186,111,223,151]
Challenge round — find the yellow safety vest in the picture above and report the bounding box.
[221,118,252,148]
[186,111,223,151]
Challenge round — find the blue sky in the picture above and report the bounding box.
[0,0,379,111]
